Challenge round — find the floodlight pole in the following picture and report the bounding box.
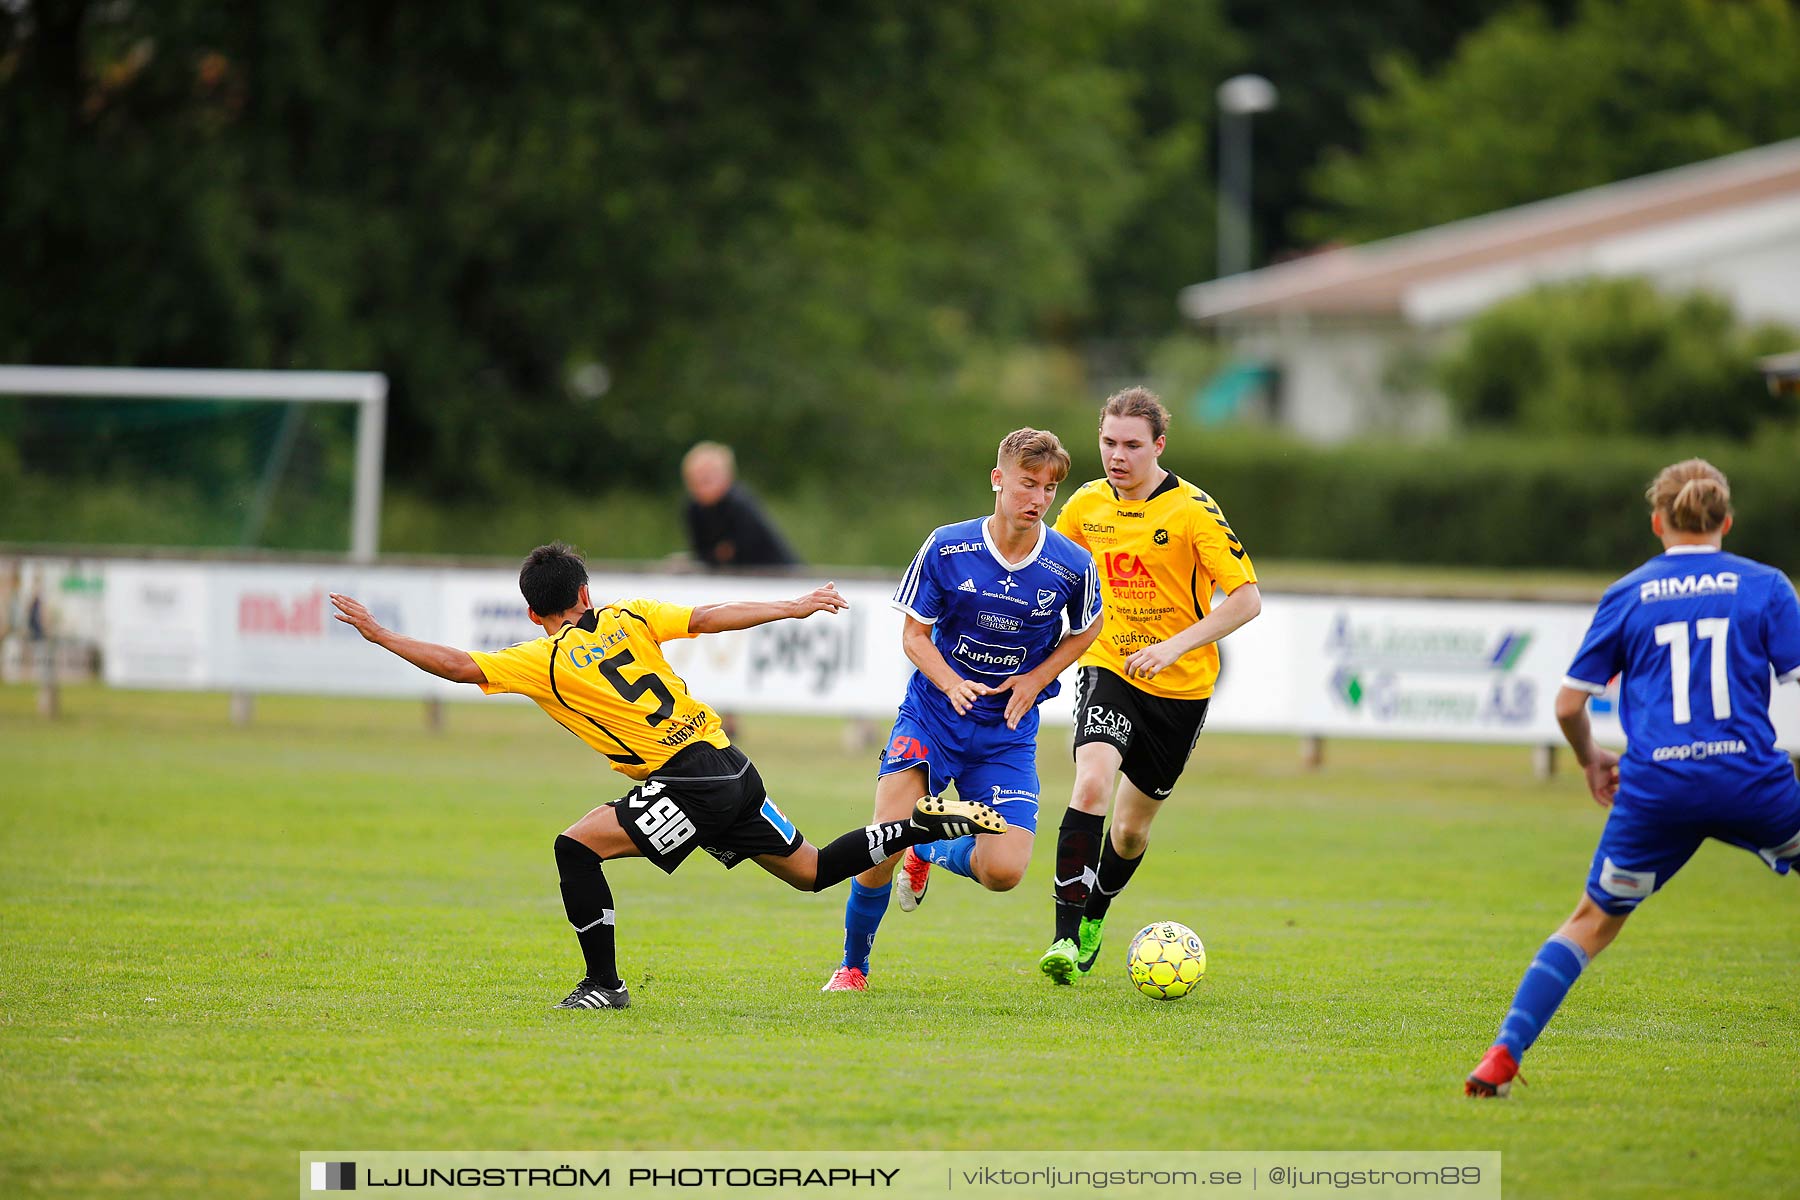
[1216,74,1278,279]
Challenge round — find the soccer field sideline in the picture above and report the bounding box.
[2,685,1796,1199]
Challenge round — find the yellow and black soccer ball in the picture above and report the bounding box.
[1126,921,1206,1000]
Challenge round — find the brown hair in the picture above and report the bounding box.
[996,427,1071,483]
[1645,458,1731,534]
[1099,386,1170,441]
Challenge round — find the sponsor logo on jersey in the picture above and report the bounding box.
[1104,551,1148,580]
[1650,738,1748,762]
[1040,558,1081,584]
[1103,550,1158,599]
[565,629,630,667]
[958,579,976,593]
[938,540,985,556]
[996,574,1019,594]
[656,711,708,748]
[1082,522,1116,534]
[1116,509,1144,518]
[977,611,1023,633]
[952,635,1027,675]
[1639,572,1739,603]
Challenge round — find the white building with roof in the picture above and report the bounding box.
[1178,139,1800,441]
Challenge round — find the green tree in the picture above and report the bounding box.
[1,2,1162,503]
[1303,0,1800,243]
[1437,277,1797,438]
[1219,0,1512,262]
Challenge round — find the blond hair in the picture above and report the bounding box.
[1100,386,1170,441]
[996,428,1071,483]
[1645,458,1731,534]
[681,440,735,476]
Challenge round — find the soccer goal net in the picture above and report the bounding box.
[0,366,387,560]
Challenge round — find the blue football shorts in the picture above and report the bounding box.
[1585,770,1800,914]
[877,693,1041,834]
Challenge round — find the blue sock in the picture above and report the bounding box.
[1495,934,1589,1060]
[919,835,976,879]
[841,879,890,974]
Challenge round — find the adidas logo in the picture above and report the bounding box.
[958,579,976,592]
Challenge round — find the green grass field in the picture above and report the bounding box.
[3,685,1796,1198]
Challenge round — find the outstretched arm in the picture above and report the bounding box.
[688,582,848,634]
[329,593,486,685]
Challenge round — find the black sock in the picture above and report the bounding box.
[1086,831,1144,919]
[811,820,916,892]
[554,834,622,988]
[1053,808,1105,941]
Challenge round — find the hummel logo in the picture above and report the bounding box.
[865,822,906,861]
[958,579,976,593]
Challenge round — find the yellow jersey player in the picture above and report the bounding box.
[1037,388,1262,984]
[329,542,1004,1011]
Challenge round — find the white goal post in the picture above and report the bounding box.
[0,366,388,561]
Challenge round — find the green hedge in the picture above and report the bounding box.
[1161,430,1800,576]
[1438,278,1796,438]
[9,427,1799,580]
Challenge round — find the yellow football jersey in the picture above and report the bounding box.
[1053,473,1257,699]
[469,599,728,779]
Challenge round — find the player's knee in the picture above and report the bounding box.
[1112,826,1150,858]
[1069,775,1110,813]
[555,832,601,875]
[981,862,1027,892]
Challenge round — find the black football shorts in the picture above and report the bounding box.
[610,743,804,873]
[1070,666,1210,800]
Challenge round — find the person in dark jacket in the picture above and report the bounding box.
[682,442,800,569]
